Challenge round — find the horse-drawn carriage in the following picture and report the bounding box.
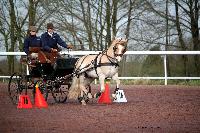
[8,49,81,104]
[8,38,128,105]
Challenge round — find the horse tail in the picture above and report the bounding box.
[68,75,84,100]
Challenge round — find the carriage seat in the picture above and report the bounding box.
[42,51,59,65]
[20,47,51,67]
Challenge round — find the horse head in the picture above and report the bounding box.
[109,38,128,62]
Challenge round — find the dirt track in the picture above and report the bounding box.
[0,83,200,133]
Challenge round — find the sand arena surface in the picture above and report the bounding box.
[0,83,200,133]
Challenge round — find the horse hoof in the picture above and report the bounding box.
[87,93,93,99]
[94,92,101,98]
[112,94,117,100]
[81,100,86,105]
[94,93,99,98]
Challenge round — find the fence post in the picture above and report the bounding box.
[164,55,168,85]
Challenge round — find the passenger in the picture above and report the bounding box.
[21,26,43,67]
[23,26,43,79]
[41,23,73,64]
[23,26,42,57]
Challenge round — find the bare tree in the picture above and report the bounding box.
[111,0,118,38]
[166,0,171,76]
[144,0,199,76]
[174,0,189,76]
[121,0,135,76]
[190,0,200,75]
[8,0,18,74]
[105,0,111,48]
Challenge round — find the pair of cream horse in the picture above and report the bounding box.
[68,38,128,105]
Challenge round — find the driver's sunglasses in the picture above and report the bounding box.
[31,31,36,32]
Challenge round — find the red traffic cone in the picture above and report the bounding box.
[17,95,32,109]
[98,83,112,104]
[35,84,48,108]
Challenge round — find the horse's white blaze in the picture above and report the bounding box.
[116,44,124,54]
[115,44,125,62]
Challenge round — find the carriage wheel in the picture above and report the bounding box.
[78,85,91,104]
[8,73,26,105]
[32,80,48,102]
[52,83,69,103]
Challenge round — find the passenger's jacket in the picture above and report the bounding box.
[41,32,67,52]
[23,35,42,54]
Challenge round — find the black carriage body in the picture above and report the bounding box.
[30,63,53,77]
[30,56,78,79]
[53,57,78,77]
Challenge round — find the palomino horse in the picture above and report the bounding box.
[68,38,128,105]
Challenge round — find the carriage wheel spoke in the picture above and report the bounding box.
[8,73,25,105]
[52,85,69,103]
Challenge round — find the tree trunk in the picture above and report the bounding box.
[112,0,118,38]
[105,0,111,48]
[99,0,104,51]
[86,0,94,50]
[121,0,133,76]
[174,0,189,77]
[191,0,200,76]
[165,0,171,77]
[29,0,36,26]
[79,0,94,50]
[8,0,17,75]
[95,0,104,51]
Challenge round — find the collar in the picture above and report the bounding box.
[48,32,54,37]
[30,35,36,37]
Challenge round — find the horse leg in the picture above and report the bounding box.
[112,73,120,99]
[86,85,93,99]
[77,75,88,105]
[94,75,105,98]
[81,85,92,99]
[84,78,93,99]
[80,78,93,99]
[80,89,86,105]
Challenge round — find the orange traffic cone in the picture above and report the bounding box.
[98,83,112,104]
[34,84,48,108]
[17,95,32,109]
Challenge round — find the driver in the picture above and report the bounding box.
[41,23,73,64]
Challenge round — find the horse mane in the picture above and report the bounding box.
[111,38,128,46]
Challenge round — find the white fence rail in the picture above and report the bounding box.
[1,51,200,85]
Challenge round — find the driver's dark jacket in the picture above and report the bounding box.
[41,32,67,52]
[23,35,42,54]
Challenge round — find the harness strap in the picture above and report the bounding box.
[102,51,119,68]
[98,62,119,67]
[93,53,101,77]
[74,55,89,77]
